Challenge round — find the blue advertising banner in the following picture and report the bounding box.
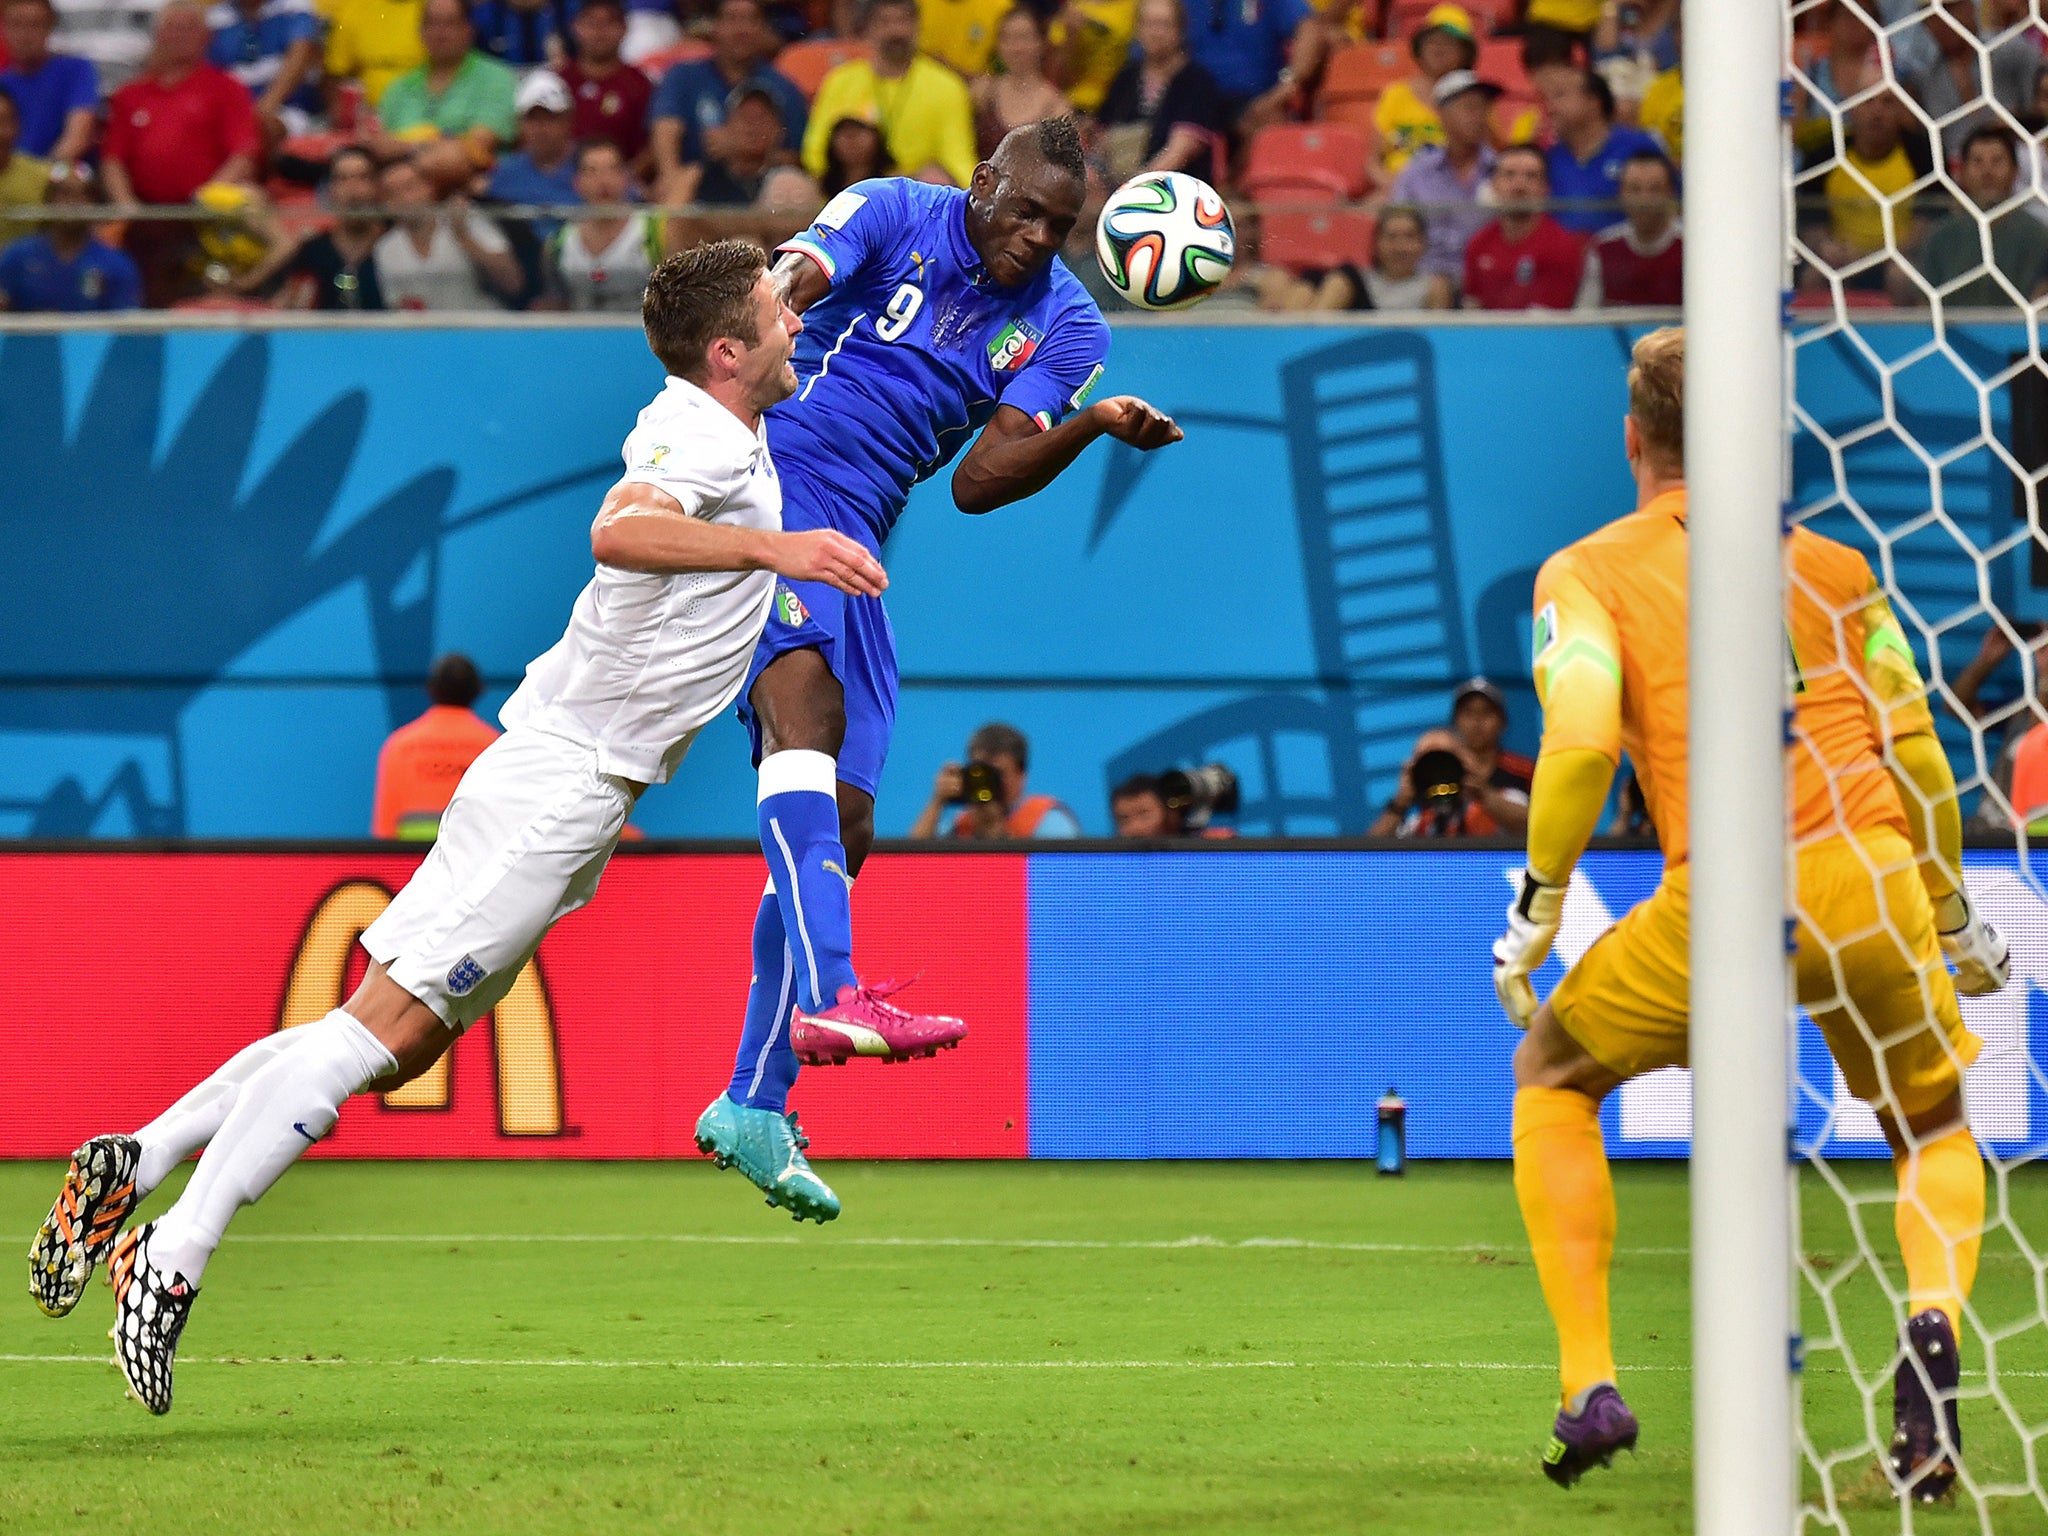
[0,318,2033,841]
[1023,847,2048,1163]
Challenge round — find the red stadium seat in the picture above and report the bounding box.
[1319,41,1408,107]
[1243,123,1370,203]
[1388,0,1514,35]
[1259,207,1377,274]
[1477,36,1530,96]
[776,37,872,99]
[635,37,711,79]
[1790,287,1894,311]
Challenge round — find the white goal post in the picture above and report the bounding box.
[1685,0,1797,1531]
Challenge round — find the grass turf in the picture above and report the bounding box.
[1,1158,2043,1534]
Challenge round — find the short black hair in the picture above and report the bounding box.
[572,136,626,172]
[1033,115,1086,183]
[1496,142,1548,181]
[1577,67,1615,121]
[426,653,484,708]
[1111,773,1162,803]
[641,238,768,383]
[577,0,624,14]
[968,721,1028,770]
[1962,122,2019,165]
[1521,26,1581,71]
[1619,146,1675,187]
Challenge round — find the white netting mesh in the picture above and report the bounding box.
[1788,1,2048,1526]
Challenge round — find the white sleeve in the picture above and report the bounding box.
[460,209,512,255]
[616,417,745,521]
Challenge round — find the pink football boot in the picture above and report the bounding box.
[790,980,967,1065]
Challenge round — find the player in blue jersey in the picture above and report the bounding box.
[694,118,1182,1220]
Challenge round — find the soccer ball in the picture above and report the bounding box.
[1094,171,1235,311]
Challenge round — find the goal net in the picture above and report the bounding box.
[1786,0,2048,1525]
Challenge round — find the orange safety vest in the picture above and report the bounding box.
[950,793,1071,839]
[2011,721,2048,834]
[371,705,500,839]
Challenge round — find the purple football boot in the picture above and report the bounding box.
[1890,1308,1962,1503]
[1541,1383,1640,1487]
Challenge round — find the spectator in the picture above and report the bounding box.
[1373,2,1474,181]
[0,85,48,248]
[207,0,321,137]
[1095,0,1230,185]
[371,653,501,840]
[805,0,976,189]
[1110,773,1179,836]
[322,0,423,109]
[2007,715,2048,833]
[0,161,141,309]
[1901,0,2040,166]
[908,722,1082,839]
[668,82,782,204]
[489,68,580,237]
[920,0,1008,79]
[1521,0,1597,57]
[545,139,659,309]
[257,144,387,308]
[1051,0,1137,116]
[1463,144,1585,310]
[470,0,572,69]
[0,0,95,161]
[650,0,806,201]
[1800,0,1881,158]
[102,0,261,306]
[1583,148,1681,306]
[971,9,1068,160]
[1896,124,2048,307]
[372,155,523,309]
[559,0,651,164]
[375,0,520,187]
[1369,678,1532,837]
[818,113,890,194]
[1299,205,1453,310]
[1809,91,1916,288]
[1638,51,1681,165]
[1538,65,1666,233]
[1387,67,1498,282]
[1590,0,1676,116]
[1180,0,1326,136]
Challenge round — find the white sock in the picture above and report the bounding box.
[147,1010,397,1284]
[133,1030,303,1196]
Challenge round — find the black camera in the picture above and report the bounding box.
[1158,763,1240,831]
[951,760,1004,807]
[1409,748,1466,807]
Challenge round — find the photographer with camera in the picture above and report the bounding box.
[908,721,1082,840]
[1110,764,1241,838]
[1369,677,1533,838]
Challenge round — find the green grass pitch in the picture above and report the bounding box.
[3,1159,2046,1534]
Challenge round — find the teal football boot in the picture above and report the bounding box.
[694,1093,840,1223]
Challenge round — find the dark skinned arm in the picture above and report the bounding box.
[952,398,1182,515]
[771,249,833,315]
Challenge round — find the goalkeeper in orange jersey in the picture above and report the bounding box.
[1491,326,2011,1499]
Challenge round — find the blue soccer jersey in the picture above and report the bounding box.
[769,176,1111,551]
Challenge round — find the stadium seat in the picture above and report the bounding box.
[1319,41,1408,109]
[1259,207,1376,274]
[1389,0,1513,33]
[776,37,871,99]
[1791,287,1894,311]
[1477,37,1530,96]
[635,37,711,79]
[1317,94,1381,138]
[1243,123,1370,203]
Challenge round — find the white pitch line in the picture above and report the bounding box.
[0,1353,1668,1373]
[207,1232,1696,1258]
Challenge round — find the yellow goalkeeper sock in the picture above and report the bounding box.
[1513,1085,1617,1403]
[1894,1125,1985,1334]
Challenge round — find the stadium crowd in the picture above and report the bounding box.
[0,0,1712,312]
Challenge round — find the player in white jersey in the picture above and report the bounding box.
[24,240,888,1416]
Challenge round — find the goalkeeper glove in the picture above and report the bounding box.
[1493,872,1566,1029]
[1934,890,2009,995]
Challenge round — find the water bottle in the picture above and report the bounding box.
[1376,1087,1407,1176]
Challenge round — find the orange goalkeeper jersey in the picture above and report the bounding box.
[1530,486,1928,868]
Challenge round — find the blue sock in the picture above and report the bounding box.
[725,889,800,1112]
[756,749,857,1013]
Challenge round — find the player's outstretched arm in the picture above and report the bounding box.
[591,481,887,596]
[770,251,833,316]
[952,398,1182,515]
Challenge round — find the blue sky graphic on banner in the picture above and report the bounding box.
[0,318,2020,838]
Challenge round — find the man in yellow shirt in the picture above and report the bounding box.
[1815,91,1916,283]
[1494,327,2008,1496]
[1372,2,1474,179]
[804,0,977,187]
[1050,0,1137,113]
[325,0,426,105]
[919,0,1010,78]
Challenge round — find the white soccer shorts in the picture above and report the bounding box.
[360,727,644,1029]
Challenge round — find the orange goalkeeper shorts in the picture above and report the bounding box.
[1549,829,1980,1121]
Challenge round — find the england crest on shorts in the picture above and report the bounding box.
[446,955,486,996]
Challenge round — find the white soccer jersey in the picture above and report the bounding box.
[500,375,781,785]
